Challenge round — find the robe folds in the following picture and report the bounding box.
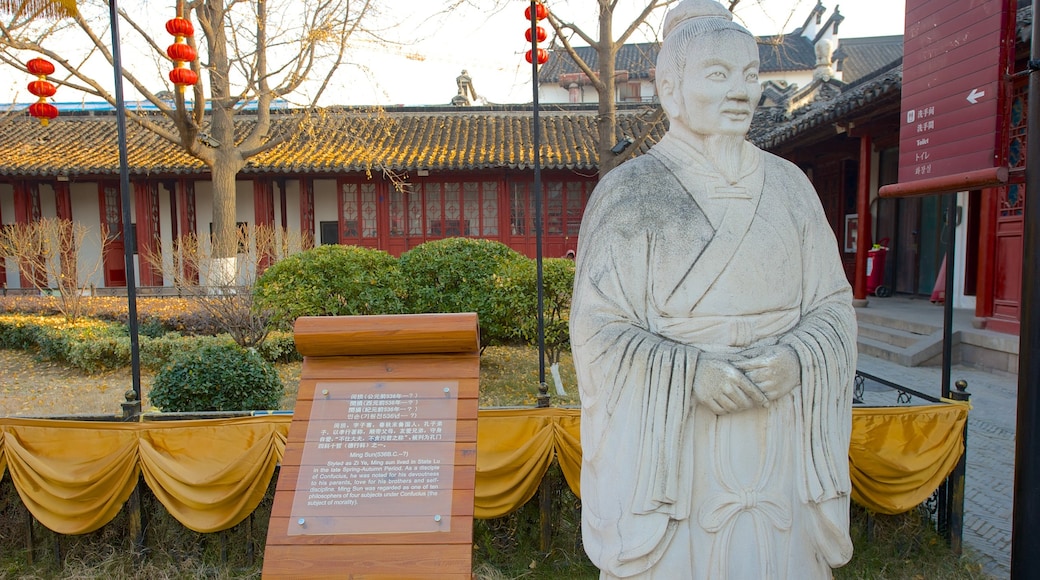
[571,137,857,579]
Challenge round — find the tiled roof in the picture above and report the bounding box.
[836,36,903,84]
[0,106,666,177]
[538,34,823,84]
[750,62,902,150]
[757,34,817,73]
[537,43,658,82]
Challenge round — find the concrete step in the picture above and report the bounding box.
[857,321,924,348]
[856,332,950,367]
[856,309,941,337]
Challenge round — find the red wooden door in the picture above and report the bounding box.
[337,180,380,249]
[99,183,126,287]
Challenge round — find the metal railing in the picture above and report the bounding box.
[854,369,971,554]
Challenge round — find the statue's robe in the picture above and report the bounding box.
[571,136,856,579]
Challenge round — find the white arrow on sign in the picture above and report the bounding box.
[967,88,986,104]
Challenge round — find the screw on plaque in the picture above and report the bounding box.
[443,387,451,397]
[297,518,306,526]
[434,515,442,523]
[321,389,329,398]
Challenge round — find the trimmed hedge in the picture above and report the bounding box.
[253,245,406,329]
[398,238,530,348]
[149,343,284,412]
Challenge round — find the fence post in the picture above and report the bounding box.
[946,379,971,554]
[539,462,554,552]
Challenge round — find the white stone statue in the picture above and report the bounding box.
[570,1,857,578]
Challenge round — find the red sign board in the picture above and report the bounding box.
[896,0,1014,188]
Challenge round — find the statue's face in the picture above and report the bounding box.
[675,32,761,138]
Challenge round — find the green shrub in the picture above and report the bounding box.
[139,333,235,371]
[398,238,529,349]
[255,331,301,364]
[149,343,284,412]
[65,336,131,373]
[253,244,406,329]
[0,315,42,349]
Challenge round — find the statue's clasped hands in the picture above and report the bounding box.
[693,346,800,415]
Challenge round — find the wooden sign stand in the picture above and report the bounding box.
[263,313,479,579]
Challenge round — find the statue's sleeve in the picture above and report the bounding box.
[775,165,856,564]
[570,178,703,575]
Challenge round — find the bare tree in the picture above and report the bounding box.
[0,0,378,280]
[545,0,749,174]
[0,217,109,322]
[144,223,303,348]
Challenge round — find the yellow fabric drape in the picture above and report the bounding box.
[475,408,582,519]
[850,403,969,515]
[0,404,967,533]
[138,418,289,533]
[0,416,290,535]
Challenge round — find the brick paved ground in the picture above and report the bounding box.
[857,354,1015,579]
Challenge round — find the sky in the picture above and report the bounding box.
[1,0,907,108]
[345,0,908,106]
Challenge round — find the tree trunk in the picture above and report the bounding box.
[597,4,620,175]
[209,152,240,285]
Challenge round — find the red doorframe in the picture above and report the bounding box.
[254,178,275,272]
[54,181,76,290]
[175,179,199,285]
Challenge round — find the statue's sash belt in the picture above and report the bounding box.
[649,309,799,351]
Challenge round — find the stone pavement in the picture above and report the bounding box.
[856,353,1016,579]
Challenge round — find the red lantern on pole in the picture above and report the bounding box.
[524,3,548,21]
[525,48,549,65]
[25,57,58,126]
[525,26,547,43]
[166,15,198,92]
[524,2,550,68]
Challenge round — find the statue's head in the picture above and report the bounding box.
[656,0,761,140]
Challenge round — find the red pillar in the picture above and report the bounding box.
[299,177,315,249]
[12,181,46,289]
[853,135,873,301]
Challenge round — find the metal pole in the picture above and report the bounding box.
[941,192,955,399]
[108,0,142,416]
[530,1,548,408]
[1012,0,1040,573]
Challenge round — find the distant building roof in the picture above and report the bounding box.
[835,36,903,84]
[537,34,902,86]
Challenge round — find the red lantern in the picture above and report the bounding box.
[26,57,55,76]
[524,3,548,21]
[166,43,197,62]
[28,79,56,98]
[167,14,198,92]
[165,17,195,37]
[169,67,199,87]
[28,102,58,126]
[525,48,549,65]
[525,26,547,43]
[25,57,58,126]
